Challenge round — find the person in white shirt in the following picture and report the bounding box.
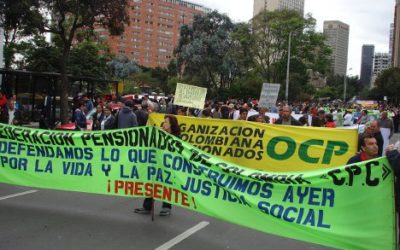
[343,110,353,126]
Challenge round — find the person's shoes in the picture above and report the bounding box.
[134,208,151,214]
[159,208,171,216]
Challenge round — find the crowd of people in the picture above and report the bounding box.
[2,91,400,219]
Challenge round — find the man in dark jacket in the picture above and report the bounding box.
[135,100,151,126]
[358,120,384,156]
[348,135,379,164]
[275,105,301,126]
[117,100,138,129]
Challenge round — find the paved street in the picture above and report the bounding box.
[1,132,398,250]
[0,183,330,250]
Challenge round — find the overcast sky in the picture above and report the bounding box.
[189,0,395,77]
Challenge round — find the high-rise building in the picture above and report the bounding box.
[96,0,210,68]
[323,20,350,76]
[253,0,305,17]
[390,23,394,58]
[393,0,400,67]
[360,45,375,87]
[370,52,390,88]
[0,27,4,69]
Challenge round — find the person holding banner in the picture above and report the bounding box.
[275,105,301,126]
[134,114,181,216]
[347,135,379,164]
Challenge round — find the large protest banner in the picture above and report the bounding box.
[148,113,358,171]
[173,83,207,109]
[0,124,395,250]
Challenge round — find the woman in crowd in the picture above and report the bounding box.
[101,105,116,130]
[134,114,181,216]
[92,105,105,130]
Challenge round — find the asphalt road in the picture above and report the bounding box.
[0,183,331,250]
[1,133,399,250]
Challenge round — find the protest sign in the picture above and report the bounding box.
[258,83,280,108]
[0,124,395,250]
[174,83,207,109]
[148,113,358,171]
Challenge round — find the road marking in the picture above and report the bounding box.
[0,190,38,201]
[155,221,210,250]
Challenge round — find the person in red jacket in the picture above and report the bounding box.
[0,91,7,109]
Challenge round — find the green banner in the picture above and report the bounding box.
[0,124,396,249]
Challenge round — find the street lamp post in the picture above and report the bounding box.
[285,31,292,103]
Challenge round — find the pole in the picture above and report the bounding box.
[285,32,292,103]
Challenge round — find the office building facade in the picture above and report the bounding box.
[393,0,400,67]
[96,0,210,68]
[253,0,305,17]
[360,45,375,87]
[323,20,350,76]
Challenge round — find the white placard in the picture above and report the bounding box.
[258,83,280,108]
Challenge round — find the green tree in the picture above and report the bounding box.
[251,10,331,101]
[3,0,130,123]
[371,67,400,104]
[0,0,42,68]
[175,11,245,97]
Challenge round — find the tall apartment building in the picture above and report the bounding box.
[253,0,305,17]
[323,20,350,76]
[360,45,375,87]
[390,23,394,58]
[373,52,391,77]
[96,0,210,68]
[393,0,400,67]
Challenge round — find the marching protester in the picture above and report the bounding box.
[101,105,116,130]
[378,111,395,139]
[358,121,384,156]
[134,114,181,216]
[324,113,336,128]
[275,105,301,126]
[238,107,248,121]
[117,100,138,129]
[343,110,353,126]
[248,107,270,123]
[74,102,87,131]
[0,91,8,110]
[356,110,370,125]
[311,109,326,127]
[347,135,379,164]
[92,105,105,131]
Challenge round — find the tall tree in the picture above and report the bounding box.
[2,0,130,123]
[251,10,331,101]
[0,0,42,68]
[371,67,400,104]
[175,11,244,97]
